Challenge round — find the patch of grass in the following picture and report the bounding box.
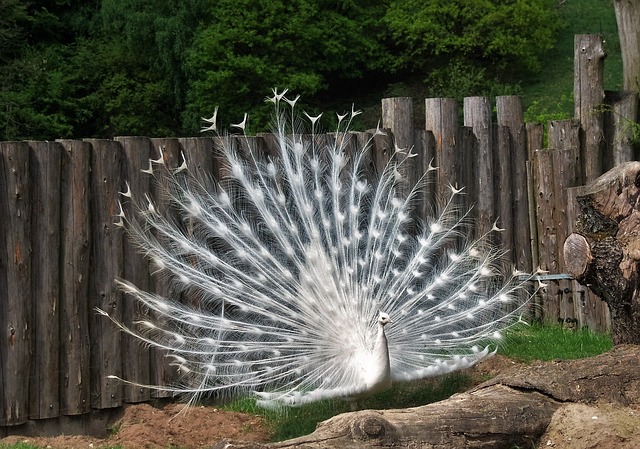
[107,421,121,437]
[223,396,349,441]
[224,375,474,441]
[224,371,476,441]
[501,323,613,362]
[0,444,42,449]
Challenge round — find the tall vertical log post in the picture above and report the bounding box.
[57,140,92,416]
[0,142,31,426]
[28,141,62,419]
[604,90,639,169]
[526,123,544,269]
[85,139,125,409]
[463,97,494,237]
[574,34,606,182]
[382,97,415,198]
[148,138,184,397]
[116,136,152,404]
[614,0,640,93]
[425,98,460,207]
[547,121,582,325]
[497,96,532,273]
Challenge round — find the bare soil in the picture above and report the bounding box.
[0,403,270,449]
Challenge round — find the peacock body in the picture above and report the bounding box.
[102,89,533,409]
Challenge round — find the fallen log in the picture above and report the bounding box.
[563,161,640,344]
[213,345,640,449]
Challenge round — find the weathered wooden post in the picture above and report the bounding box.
[116,136,152,404]
[574,34,606,182]
[425,98,460,205]
[546,121,581,325]
[148,138,185,397]
[382,97,416,198]
[28,141,63,420]
[497,96,532,273]
[0,142,32,426]
[463,96,494,237]
[85,138,125,409]
[564,161,640,344]
[604,90,639,169]
[526,122,544,272]
[57,139,92,416]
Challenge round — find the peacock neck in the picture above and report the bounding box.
[372,322,392,386]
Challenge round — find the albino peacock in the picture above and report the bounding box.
[100,89,535,410]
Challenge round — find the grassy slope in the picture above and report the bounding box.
[521,0,622,122]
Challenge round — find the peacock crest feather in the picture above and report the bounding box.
[100,89,535,409]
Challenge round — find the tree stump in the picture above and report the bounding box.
[212,346,640,449]
[563,161,640,344]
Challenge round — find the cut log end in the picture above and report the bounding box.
[564,233,592,278]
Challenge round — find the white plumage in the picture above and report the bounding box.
[102,89,533,409]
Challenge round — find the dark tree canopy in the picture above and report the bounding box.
[0,0,562,140]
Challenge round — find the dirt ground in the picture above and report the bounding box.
[0,356,563,449]
[0,402,270,449]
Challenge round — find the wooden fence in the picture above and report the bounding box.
[1,34,638,429]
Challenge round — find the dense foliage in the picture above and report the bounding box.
[0,0,562,140]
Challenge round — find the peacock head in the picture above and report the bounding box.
[378,312,392,326]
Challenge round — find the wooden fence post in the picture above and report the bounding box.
[425,98,460,206]
[57,139,92,416]
[497,96,532,273]
[382,97,416,197]
[464,97,494,237]
[494,125,515,256]
[547,120,581,326]
[526,122,544,271]
[413,129,437,221]
[532,144,561,325]
[27,141,63,420]
[179,137,217,185]
[0,142,32,426]
[85,139,125,409]
[604,90,639,169]
[574,34,606,182]
[148,138,184,397]
[116,136,153,404]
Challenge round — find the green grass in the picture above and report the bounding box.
[0,444,41,449]
[500,322,613,362]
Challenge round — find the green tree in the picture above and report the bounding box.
[384,0,562,97]
[183,0,390,132]
[0,0,29,63]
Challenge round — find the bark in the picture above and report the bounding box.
[213,346,640,449]
[563,161,640,344]
[615,0,640,93]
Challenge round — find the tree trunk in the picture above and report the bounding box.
[213,346,640,449]
[563,161,640,344]
[615,0,640,93]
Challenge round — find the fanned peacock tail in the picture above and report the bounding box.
[100,89,536,409]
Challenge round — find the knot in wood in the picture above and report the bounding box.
[351,414,392,440]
